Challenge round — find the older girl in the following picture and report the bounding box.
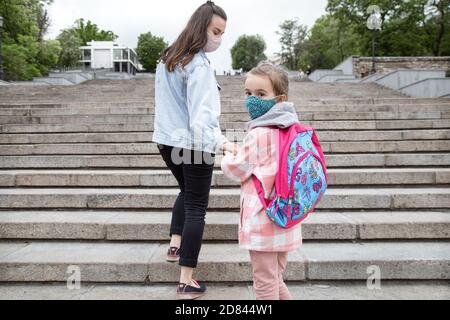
[152,1,238,299]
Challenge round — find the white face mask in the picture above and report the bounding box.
[204,31,222,53]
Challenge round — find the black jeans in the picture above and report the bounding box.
[157,144,215,268]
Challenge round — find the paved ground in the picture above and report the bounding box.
[0,281,448,300]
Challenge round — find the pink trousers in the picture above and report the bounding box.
[249,251,293,300]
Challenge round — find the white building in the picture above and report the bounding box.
[79,41,140,75]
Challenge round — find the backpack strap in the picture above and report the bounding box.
[310,129,330,186]
[277,124,302,199]
[250,125,280,210]
[252,175,271,209]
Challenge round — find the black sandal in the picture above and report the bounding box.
[166,246,180,263]
[177,280,207,300]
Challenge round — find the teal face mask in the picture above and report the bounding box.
[246,95,277,120]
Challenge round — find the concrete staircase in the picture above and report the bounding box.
[370,69,450,98]
[0,78,449,299]
[1,71,145,87]
[308,56,450,98]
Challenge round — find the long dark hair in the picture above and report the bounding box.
[161,1,227,72]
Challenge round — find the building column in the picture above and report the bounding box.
[111,49,114,71]
[91,49,95,70]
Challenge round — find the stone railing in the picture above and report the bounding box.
[352,56,450,78]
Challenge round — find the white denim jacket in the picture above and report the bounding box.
[152,49,229,154]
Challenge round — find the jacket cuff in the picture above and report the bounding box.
[215,134,230,154]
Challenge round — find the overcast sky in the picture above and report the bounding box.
[45,0,328,73]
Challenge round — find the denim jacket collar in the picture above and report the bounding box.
[199,49,210,65]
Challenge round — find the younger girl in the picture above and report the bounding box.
[221,62,302,300]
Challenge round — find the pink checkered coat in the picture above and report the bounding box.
[221,126,303,252]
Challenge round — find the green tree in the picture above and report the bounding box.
[36,4,51,41]
[326,0,450,57]
[0,0,53,43]
[276,19,309,70]
[56,29,82,70]
[231,35,267,72]
[425,0,450,56]
[37,40,61,75]
[3,43,35,81]
[298,15,361,71]
[0,0,55,80]
[136,32,167,73]
[293,0,450,72]
[3,34,42,81]
[72,18,118,45]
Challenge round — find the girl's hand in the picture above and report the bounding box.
[223,142,239,156]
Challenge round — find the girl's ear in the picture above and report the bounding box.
[276,95,288,103]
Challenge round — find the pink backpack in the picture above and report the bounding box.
[252,123,329,229]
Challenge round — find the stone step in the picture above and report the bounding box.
[0,103,449,115]
[1,153,449,169]
[0,211,448,241]
[0,87,422,96]
[0,97,450,109]
[1,281,448,300]
[1,140,449,155]
[2,119,450,133]
[0,107,450,124]
[2,111,450,125]
[225,98,450,106]
[1,130,449,144]
[0,188,449,210]
[222,120,450,131]
[0,140,450,156]
[0,94,440,106]
[1,169,449,187]
[0,241,448,282]
[270,112,450,121]
[1,97,416,105]
[223,103,450,114]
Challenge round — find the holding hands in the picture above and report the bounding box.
[222,142,240,156]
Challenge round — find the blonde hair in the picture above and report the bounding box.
[248,61,289,98]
